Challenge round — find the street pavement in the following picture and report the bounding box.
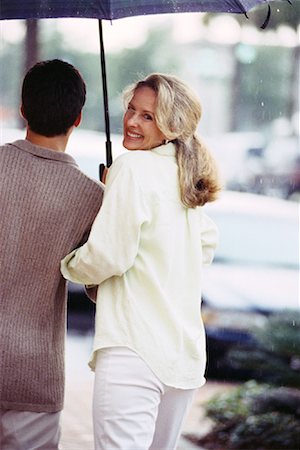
[60,332,235,450]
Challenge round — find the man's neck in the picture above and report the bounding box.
[25,128,72,152]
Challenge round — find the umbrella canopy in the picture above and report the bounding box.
[0,0,282,176]
[0,1,276,21]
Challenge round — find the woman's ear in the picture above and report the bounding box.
[74,112,82,128]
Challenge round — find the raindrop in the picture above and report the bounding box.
[261,102,264,107]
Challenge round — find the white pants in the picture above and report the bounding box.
[93,347,195,450]
[0,409,61,450]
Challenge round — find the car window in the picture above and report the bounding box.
[210,211,298,268]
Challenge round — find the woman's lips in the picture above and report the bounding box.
[126,130,143,139]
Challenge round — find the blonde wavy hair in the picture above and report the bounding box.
[123,73,221,208]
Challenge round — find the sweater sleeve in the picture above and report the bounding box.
[61,155,150,286]
[201,212,219,266]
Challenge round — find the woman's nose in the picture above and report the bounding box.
[127,112,139,127]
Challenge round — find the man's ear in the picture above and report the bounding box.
[74,112,82,128]
[20,104,26,119]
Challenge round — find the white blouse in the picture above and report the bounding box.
[61,143,218,389]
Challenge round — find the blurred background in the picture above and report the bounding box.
[1,2,300,198]
[1,3,299,448]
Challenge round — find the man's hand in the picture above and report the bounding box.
[101,166,109,184]
[99,163,109,184]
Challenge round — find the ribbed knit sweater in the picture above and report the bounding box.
[0,139,103,413]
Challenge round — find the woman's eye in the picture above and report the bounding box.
[144,114,153,121]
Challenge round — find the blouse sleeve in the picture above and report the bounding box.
[201,212,219,266]
[61,155,150,286]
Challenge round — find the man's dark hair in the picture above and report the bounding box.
[21,59,86,137]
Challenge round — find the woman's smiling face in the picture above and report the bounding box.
[123,86,166,151]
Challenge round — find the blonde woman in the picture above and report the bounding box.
[61,73,221,450]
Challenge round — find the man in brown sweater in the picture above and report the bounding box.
[0,59,104,449]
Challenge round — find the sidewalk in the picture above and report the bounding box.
[60,332,235,450]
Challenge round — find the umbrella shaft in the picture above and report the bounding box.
[99,19,112,167]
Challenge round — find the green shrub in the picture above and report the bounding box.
[192,313,300,449]
[254,311,300,358]
[205,380,267,423]
[250,387,300,417]
[196,381,300,450]
[230,412,300,449]
[227,310,300,387]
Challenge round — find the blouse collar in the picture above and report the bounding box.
[151,142,176,157]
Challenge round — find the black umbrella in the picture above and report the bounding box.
[0,0,288,177]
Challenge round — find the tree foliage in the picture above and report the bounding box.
[248,0,300,31]
[0,14,297,132]
[204,1,300,30]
